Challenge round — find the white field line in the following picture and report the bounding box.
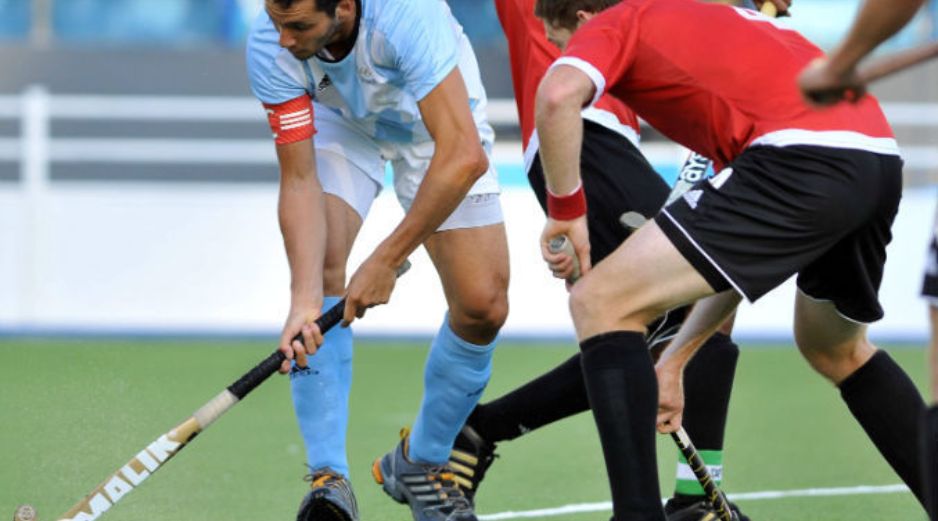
[478,484,909,520]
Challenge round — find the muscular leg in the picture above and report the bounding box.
[407,223,510,464]
[795,291,927,506]
[568,222,715,521]
[292,194,363,478]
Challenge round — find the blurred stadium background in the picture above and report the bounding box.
[1,2,937,521]
[0,0,936,340]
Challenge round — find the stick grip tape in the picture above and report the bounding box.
[548,235,581,283]
[227,260,412,400]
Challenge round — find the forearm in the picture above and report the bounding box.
[536,99,584,196]
[656,290,742,370]
[374,144,486,266]
[279,174,327,306]
[827,0,925,74]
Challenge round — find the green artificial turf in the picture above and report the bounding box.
[0,339,928,520]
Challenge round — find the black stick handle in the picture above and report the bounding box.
[226,260,411,400]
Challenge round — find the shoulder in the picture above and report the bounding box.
[368,0,455,40]
[245,11,307,104]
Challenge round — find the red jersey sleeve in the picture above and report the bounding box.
[558,4,639,106]
[262,94,315,145]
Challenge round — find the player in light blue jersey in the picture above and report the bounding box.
[246,1,508,520]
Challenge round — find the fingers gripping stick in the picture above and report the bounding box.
[26,260,412,521]
[672,427,738,521]
[548,235,581,283]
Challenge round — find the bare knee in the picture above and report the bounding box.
[568,276,660,339]
[797,335,876,385]
[448,286,508,345]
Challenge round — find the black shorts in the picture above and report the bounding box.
[529,120,684,341]
[528,120,670,264]
[656,145,903,323]
[923,209,938,302]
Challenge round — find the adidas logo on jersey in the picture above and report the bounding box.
[683,189,703,209]
[317,74,332,92]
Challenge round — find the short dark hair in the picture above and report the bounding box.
[534,0,621,29]
[267,0,342,17]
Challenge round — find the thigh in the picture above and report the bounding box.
[423,223,509,313]
[572,219,716,335]
[322,193,364,294]
[796,152,902,323]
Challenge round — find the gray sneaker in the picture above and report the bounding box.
[372,429,477,521]
[296,468,359,521]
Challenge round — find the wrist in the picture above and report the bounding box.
[547,181,587,220]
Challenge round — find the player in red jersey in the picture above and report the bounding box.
[449,1,750,518]
[534,0,927,518]
[798,1,937,519]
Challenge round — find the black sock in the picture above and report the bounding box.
[467,353,589,442]
[839,350,927,506]
[672,332,740,501]
[922,405,938,520]
[580,331,665,521]
[682,332,739,449]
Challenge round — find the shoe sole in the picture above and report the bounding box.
[301,499,354,521]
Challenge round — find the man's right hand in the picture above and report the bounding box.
[278,306,325,374]
[798,56,866,107]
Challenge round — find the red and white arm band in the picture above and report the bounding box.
[263,94,315,145]
[546,181,587,220]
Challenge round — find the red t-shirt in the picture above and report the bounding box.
[559,0,898,170]
[495,0,640,156]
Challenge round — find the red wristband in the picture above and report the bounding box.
[547,182,587,220]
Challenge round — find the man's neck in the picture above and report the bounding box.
[323,0,360,60]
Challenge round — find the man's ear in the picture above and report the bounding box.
[575,9,595,24]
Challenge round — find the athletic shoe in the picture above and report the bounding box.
[663,497,749,521]
[448,424,498,503]
[373,428,478,521]
[296,468,359,521]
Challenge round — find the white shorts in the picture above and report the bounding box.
[313,107,503,231]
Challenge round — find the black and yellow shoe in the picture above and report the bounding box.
[296,468,359,521]
[448,424,498,504]
[373,429,477,521]
[663,496,749,521]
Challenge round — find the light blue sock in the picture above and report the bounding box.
[409,314,496,465]
[290,295,353,478]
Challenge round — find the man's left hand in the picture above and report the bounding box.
[342,253,399,326]
[656,361,685,434]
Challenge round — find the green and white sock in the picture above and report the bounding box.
[674,450,723,496]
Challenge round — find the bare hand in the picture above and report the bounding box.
[540,216,592,283]
[343,254,399,326]
[798,57,866,107]
[278,305,324,374]
[656,362,685,434]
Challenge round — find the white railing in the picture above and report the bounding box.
[2,87,936,182]
[0,86,934,340]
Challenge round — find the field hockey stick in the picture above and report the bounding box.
[672,427,738,521]
[18,260,411,521]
